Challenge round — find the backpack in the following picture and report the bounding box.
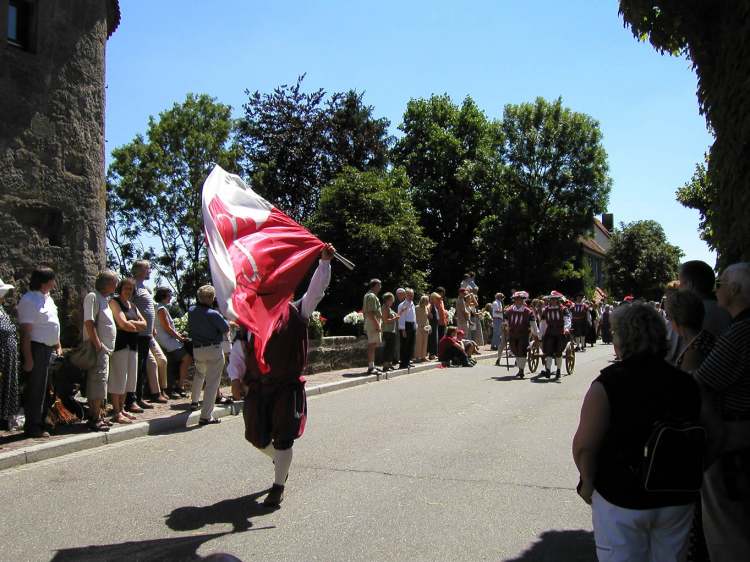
[641,419,707,493]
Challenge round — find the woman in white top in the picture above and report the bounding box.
[154,287,192,398]
[17,267,61,438]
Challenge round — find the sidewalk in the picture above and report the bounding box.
[0,347,500,471]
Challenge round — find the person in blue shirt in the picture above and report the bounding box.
[187,285,230,425]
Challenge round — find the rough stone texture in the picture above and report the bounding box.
[0,1,118,344]
[307,335,381,374]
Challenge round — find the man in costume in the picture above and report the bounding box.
[540,291,571,380]
[228,244,334,507]
[504,291,539,379]
[571,293,590,352]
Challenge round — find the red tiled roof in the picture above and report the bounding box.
[579,236,607,257]
[593,217,611,238]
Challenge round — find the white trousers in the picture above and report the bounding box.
[191,344,225,420]
[591,490,693,562]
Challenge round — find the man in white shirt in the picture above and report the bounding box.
[228,244,334,508]
[17,267,61,438]
[491,292,505,350]
[398,288,416,369]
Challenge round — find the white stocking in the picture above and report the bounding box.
[545,357,553,372]
[517,357,526,370]
[273,448,293,486]
[555,356,563,370]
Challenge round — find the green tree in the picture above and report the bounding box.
[238,75,392,222]
[107,93,241,307]
[306,167,434,327]
[619,1,750,264]
[393,94,503,290]
[676,154,716,253]
[476,97,611,294]
[604,220,683,301]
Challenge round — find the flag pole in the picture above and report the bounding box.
[333,252,355,270]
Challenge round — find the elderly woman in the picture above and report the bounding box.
[109,278,147,423]
[82,271,118,432]
[0,279,19,430]
[572,303,701,562]
[155,287,192,398]
[18,267,61,438]
[187,285,229,425]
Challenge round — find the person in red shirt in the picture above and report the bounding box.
[438,326,471,367]
[540,291,571,380]
[504,291,539,379]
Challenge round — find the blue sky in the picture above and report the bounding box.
[106,0,714,265]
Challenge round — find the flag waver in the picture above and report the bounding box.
[202,165,325,373]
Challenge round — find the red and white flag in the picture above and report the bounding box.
[202,165,325,373]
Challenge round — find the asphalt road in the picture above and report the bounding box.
[1,344,616,562]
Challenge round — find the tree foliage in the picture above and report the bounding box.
[605,220,683,301]
[237,75,392,222]
[393,95,503,289]
[306,167,433,326]
[107,93,241,307]
[477,97,611,294]
[619,0,750,264]
[676,154,716,254]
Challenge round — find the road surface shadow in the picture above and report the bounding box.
[504,529,596,561]
[166,489,276,533]
[52,491,276,561]
[490,375,522,382]
[52,532,229,561]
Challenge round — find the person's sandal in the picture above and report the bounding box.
[88,419,110,432]
[198,417,221,426]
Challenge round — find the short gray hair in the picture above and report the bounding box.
[197,284,216,306]
[95,270,118,292]
[723,262,750,299]
[611,303,667,359]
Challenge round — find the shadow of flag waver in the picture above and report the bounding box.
[202,165,325,373]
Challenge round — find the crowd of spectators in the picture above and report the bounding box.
[0,260,235,439]
[573,259,750,561]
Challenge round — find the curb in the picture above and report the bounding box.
[0,351,497,472]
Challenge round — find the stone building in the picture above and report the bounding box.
[0,0,120,344]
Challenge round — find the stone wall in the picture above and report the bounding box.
[0,1,116,344]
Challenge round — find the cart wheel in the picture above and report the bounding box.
[527,341,540,373]
[565,344,576,375]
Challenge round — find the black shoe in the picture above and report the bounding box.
[555,370,561,380]
[494,359,501,366]
[136,399,154,410]
[516,370,525,379]
[543,370,551,378]
[198,417,221,426]
[26,427,50,439]
[189,402,201,411]
[263,484,285,507]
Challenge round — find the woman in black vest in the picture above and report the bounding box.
[573,303,701,562]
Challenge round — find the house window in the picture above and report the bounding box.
[7,0,35,51]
